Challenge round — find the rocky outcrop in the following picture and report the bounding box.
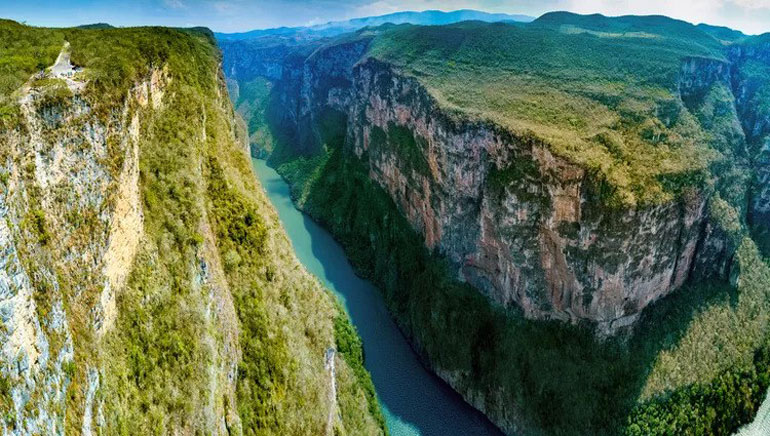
[98,68,167,337]
[345,59,719,332]
[0,48,170,434]
[297,39,369,150]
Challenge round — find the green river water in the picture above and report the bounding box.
[252,159,504,436]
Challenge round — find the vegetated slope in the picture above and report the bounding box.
[220,11,770,436]
[0,20,384,436]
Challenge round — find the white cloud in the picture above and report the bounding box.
[163,0,186,9]
[733,0,770,9]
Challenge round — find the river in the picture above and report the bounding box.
[734,390,770,436]
[252,159,504,436]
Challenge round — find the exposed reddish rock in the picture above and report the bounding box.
[337,59,715,333]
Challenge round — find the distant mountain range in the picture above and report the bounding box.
[76,22,114,29]
[215,9,534,41]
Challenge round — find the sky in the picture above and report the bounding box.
[2,0,770,34]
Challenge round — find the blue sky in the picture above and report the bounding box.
[2,0,770,34]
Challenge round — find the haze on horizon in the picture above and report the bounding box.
[2,0,769,35]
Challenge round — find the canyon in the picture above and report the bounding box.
[0,9,767,436]
[221,12,770,435]
[223,16,769,333]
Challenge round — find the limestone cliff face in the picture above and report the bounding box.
[220,41,295,82]
[256,38,371,157]
[2,27,386,435]
[268,45,731,332]
[0,59,174,434]
[348,59,721,332]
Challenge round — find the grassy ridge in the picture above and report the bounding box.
[366,16,734,207]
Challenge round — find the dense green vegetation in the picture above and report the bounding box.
[332,304,387,432]
[366,15,737,207]
[208,151,291,433]
[0,19,222,123]
[626,344,770,435]
[0,20,62,95]
[0,20,62,127]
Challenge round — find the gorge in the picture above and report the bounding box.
[252,158,502,436]
[220,11,770,436]
[0,6,768,436]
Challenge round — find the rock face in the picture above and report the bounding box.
[347,58,722,332]
[728,41,770,248]
[221,42,292,82]
[252,43,742,332]
[0,56,168,433]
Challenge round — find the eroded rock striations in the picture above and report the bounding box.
[348,58,718,333]
[1,55,166,434]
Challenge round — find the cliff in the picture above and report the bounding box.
[220,13,770,435]
[346,57,719,333]
[0,21,384,436]
[728,35,770,253]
